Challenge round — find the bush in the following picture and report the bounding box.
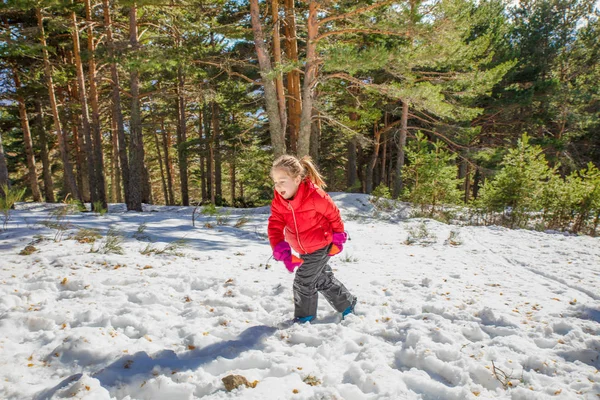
[403,133,463,217]
[474,134,554,228]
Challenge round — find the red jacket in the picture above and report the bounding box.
[268,179,344,255]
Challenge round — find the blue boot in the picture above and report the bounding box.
[293,315,315,324]
[342,298,357,319]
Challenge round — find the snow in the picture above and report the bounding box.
[0,193,599,400]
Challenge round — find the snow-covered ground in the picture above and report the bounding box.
[0,193,599,400]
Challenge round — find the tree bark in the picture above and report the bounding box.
[347,137,358,191]
[211,102,222,204]
[176,66,189,206]
[393,101,409,199]
[37,8,79,201]
[283,0,301,154]
[160,120,175,205]
[153,127,168,205]
[310,109,320,161]
[85,0,107,209]
[127,2,144,211]
[381,130,387,186]
[0,131,8,195]
[34,100,55,202]
[110,115,122,203]
[66,81,90,202]
[71,10,98,207]
[13,71,42,201]
[103,0,130,206]
[297,1,319,158]
[366,121,382,194]
[198,105,207,202]
[272,0,287,137]
[249,0,286,157]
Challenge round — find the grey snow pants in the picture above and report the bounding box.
[293,244,356,319]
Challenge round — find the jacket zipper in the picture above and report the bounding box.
[288,203,307,254]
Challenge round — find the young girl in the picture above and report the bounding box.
[268,155,357,323]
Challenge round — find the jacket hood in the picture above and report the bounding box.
[272,179,318,209]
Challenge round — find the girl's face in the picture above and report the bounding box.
[272,168,302,200]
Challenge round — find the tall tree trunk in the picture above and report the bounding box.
[103,0,130,206]
[297,1,319,158]
[160,120,175,205]
[204,105,212,202]
[71,10,98,207]
[249,0,286,157]
[110,115,122,203]
[34,100,55,202]
[381,130,387,186]
[347,137,358,191]
[461,159,471,203]
[0,131,8,195]
[176,66,189,206]
[198,105,207,202]
[230,143,236,205]
[13,71,42,201]
[283,0,301,154]
[128,2,144,211]
[310,109,320,161]
[36,8,78,201]
[153,128,168,205]
[211,102,222,204]
[85,0,107,209]
[366,121,382,194]
[272,0,287,136]
[393,101,409,199]
[66,81,90,202]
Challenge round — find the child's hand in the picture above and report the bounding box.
[283,255,304,273]
[273,241,303,273]
[328,232,348,257]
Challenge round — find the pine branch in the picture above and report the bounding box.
[318,0,395,26]
[316,28,408,42]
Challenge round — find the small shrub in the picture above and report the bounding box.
[19,245,37,255]
[0,185,26,230]
[133,222,150,240]
[91,228,124,254]
[444,230,462,246]
[72,228,102,244]
[405,222,437,246]
[234,215,251,228]
[93,200,107,216]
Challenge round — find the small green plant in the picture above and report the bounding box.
[19,245,37,255]
[93,200,108,216]
[340,254,358,263]
[234,215,251,228]
[133,222,150,240]
[41,204,76,242]
[370,184,396,212]
[201,204,218,216]
[0,184,26,230]
[445,230,462,246]
[216,210,231,226]
[72,228,102,244]
[91,228,124,254]
[405,222,437,246]
[140,238,187,256]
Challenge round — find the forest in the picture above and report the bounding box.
[1,0,599,233]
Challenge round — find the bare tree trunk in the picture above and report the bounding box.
[249,0,286,157]
[66,82,90,202]
[204,105,212,202]
[393,101,409,199]
[0,132,8,195]
[283,0,301,154]
[272,0,287,136]
[366,121,382,194]
[103,0,130,206]
[128,2,144,211]
[13,71,42,201]
[110,115,122,203]
[381,130,387,186]
[36,8,78,201]
[297,1,319,158]
[176,66,189,206]
[211,102,222,204]
[153,128,168,205]
[347,137,358,191]
[198,105,207,202]
[160,121,175,205]
[71,10,98,207]
[34,100,55,202]
[85,0,107,209]
[461,159,471,203]
[310,109,320,161]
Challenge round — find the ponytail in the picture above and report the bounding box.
[299,156,327,189]
[272,154,327,189]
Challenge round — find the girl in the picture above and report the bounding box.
[268,155,357,323]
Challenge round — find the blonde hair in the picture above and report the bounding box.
[272,155,327,189]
